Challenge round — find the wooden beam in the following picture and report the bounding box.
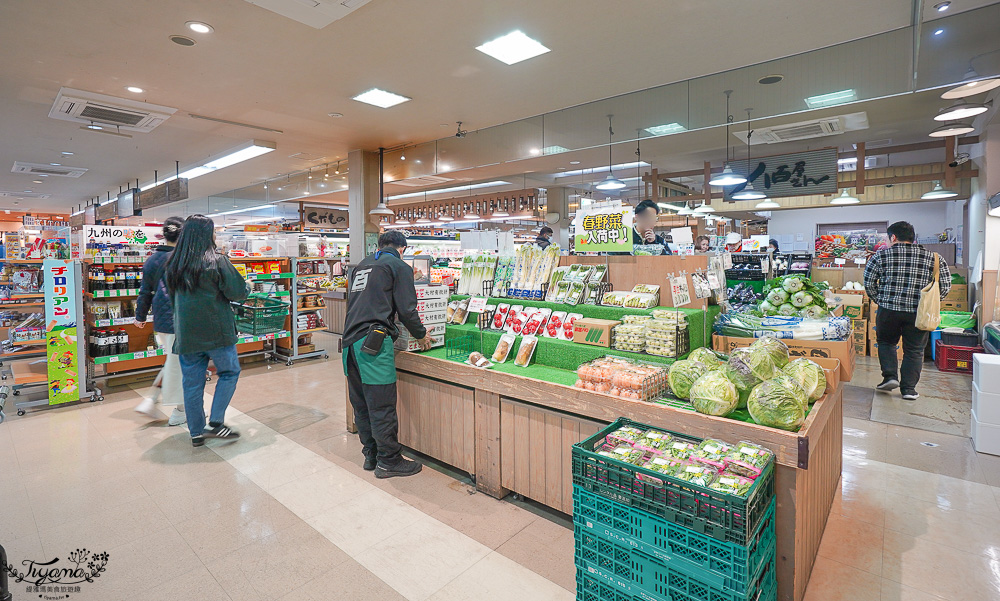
[703,161,712,205]
[836,136,978,160]
[650,168,659,202]
[944,136,956,189]
[855,142,865,194]
[840,170,976,187]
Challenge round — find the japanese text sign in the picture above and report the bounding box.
[44,260,80,405]
[723,148,838,200]
[574,206,634,253]
[83,225,163,246]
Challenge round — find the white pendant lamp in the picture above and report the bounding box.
[921,181,958,200]
[415,209,431,224]
[929,122,975,137]
[370,201,394,217]
[941,68,1000,99]
[732,182,766,200]
[463,204,478,219]
[492,201,509,217]
[755,199,780,209]
[934,99,989,121]
[830,189,860,205]
[693,202,716,213]
[395,213,410,225]
[438,207,454,221]
[595,115,627,191]
[709,165,747,187]
[676,204,694,216]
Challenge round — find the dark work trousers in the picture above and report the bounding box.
[875,307,929,392]
[344,346,402,464]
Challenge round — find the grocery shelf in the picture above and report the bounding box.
[296,326,327,334]
[1,258,45,264]
[238,330,291,343]
[89,317,151,327]
[246,273,294,281]
[10,339,45,346]
[10,293,44,299]
[297,291,325,296]
[85,258,146,265]
[0,303,44,310]
[92,348,166,364]
[281,257,328,364]
[86,289,140,299]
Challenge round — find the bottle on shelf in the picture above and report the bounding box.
[115,266,126,290]
[104,268,115,291]
[125,265,137,290]
[116,329,129,355]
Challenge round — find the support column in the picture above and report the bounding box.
[546,187,572,249]
[348,149,380,265]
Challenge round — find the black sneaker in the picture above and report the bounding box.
[902,390,920,400]
[876,378,900,391]
[203,424,240,440]
[192,436,205,448]
[374,457,422,479]
[363,455,377,471]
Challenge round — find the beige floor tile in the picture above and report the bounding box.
[880,579,950,601]
[976,451,1000,487]
[309,487,425,556]
[0,484,39,542]
[843,417,888,462]
[95,525,204,600]
[882,490,1000,558]
[882,529,1000,601]
[872,392,971,437]
[882,462,999,516]
[150,467,266,525]
[816,513,883,575]
[269,464,373,519]
[0,530,45,581]
[496,516,576,592]
[428,551,574,601]
[228,440,331,491]
[883,425,987,483]
[206,521,350,601]
[35,494,172,559]
[26,470,150,529]
[369,464,481,515]
[356,515,492,601]
[432,488,538,549]
[803,556,881,601]
[136,565,234,601]
[276,561,407,601]
[830,481,887,527]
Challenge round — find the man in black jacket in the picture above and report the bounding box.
[343,231,433,478]
[534,226,554,249]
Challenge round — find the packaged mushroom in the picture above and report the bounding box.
[466,351,493,368]
[445,300,461,323]
[513,335,539,367]
[492,333,516,363]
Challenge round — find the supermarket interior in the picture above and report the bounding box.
[2,1,1000,601]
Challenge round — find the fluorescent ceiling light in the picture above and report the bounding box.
[709,165,747,187]
[921,181,958,200]
[644,123,687,136]
[830,190,860,205]
[934,100,988,121]
[837,158,857,165]
[804,89,857,109]
[476,30,550,65]
[542,145,569,155]
[208,204,275,218]
[352,88,411,109]
[555,161,648,178]
[386,181,510,201]
[928,122,974,137]
[731,183,767,200]
[178,140,276,180]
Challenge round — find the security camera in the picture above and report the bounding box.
[949,153,970,168]
[455,121,467,138]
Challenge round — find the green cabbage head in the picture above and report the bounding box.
[688,347,725,368]
[747,377,808,431]
[668,360,710,400]
[716,361,759,409]
[689,371,740,417]
[782,358,828,403]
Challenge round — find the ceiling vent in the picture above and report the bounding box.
[0,191,52,199]
[738,112,869,145]
[12,162,88,178]
[289,152,327,161]
[391,175,454,187]
[243,0,372,29]
[49,88,177,133]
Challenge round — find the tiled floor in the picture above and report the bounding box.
[1,337,997,601]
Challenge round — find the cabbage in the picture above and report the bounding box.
[751,337,791,370]
[717,362,758,409]
[778,303,797,316]
[767,374,810,410]
[782,276,806,293]
[791,290,812,308]
[782,358,828,403]
[766,289,789,305]
[689,371,740,417]
[747,378,807,431]
[759,300,774,315]
[668,360,710,400]
[689,347,725,367]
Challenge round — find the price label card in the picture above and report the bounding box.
[670,275,692,307]
[834,258,847,266]
[706,271,721,290]
[467,296,489,313]
[109,356,119,363]
[854,258,866,265]
[723,252,734,269]
[266,333,274,340]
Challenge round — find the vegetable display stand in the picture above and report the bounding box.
[351,345,844,601]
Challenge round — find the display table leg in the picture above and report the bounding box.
[474,389,507,499]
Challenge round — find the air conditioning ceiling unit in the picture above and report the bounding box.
[49,88,177,133]
[736,112,869,145]
[11,162,88,178]
[0,191,52,199]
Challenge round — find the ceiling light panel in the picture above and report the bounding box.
[804,89,858,109]
[476,30,550,65]
[352,88,411,108]
[644,123,687,136]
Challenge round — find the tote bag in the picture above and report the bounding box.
[915,252,941,331]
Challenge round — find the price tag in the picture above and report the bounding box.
[722,252,734,269]
[134,351,145,359]
[467,296,489,313]
[109,356,119,363]
[834,258,847,266]
[266,333,274,340]
[706,271,721,289]
[854,258,866,265]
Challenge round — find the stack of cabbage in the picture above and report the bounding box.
[758,275,831,319]
[667,338,828,431]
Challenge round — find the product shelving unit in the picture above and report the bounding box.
[228,257,295,365]
[276,257,328,365]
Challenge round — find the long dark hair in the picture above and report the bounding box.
[163,216,184,244]
[164,215,218,293]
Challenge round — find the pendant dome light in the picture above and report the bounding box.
[370,147,394,217]
[493,198,509,217]
[438,205,454,221]
[693,202,716,213]
[463,203,479,219]
[941,65,1000,99]
[929,122,975,137]
[395,212,410,225]
[676,203,694,216]
[595,115,627,191]
[830,189,860,205]
[935,99,989,121]
[709,90,748,187]
[921,181,958,200]
[754,199,780,209]
[731,109,766,200]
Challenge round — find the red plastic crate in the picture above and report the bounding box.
[934,340,983,374]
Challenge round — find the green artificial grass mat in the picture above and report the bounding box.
[419,344,580,386]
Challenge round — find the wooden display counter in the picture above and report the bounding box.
[320,291,347,335]
[348,352,842,601]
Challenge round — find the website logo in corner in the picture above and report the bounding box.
[4,548,110,600]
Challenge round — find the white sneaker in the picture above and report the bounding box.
[134,396,159,418]
[167,407,187,426]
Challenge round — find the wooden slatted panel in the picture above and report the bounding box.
[396,372,475,473]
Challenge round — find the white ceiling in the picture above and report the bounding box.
[0,0,994,213]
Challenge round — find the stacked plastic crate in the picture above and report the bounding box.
[572,418,777,601]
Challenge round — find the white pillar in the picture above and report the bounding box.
[348,149,380,265]
[546,187,572,249]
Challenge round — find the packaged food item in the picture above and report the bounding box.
[509,309,534,335]
[642,455,683,475]
[446,300,461,323]
[503,305,523,330]
[632,284,661,295]
[451,298,471,325]
[690,439,733,471]
[106,301,122,320]
[493,304,511,329]
[562,313,583,341]
[545,267,570,301]
[601,291,628,307]
[725,442,774,478]
[663,440,697,460]
[621,314,652,324]
[604,425,645,446]
[652,309,688,321]
[565,282,587,305]
[551,281,571,303]
[673,462,716,486]
[611,364,668,402]
[589,264,608,283]
[467,351,492,368]
[513,335,539,367]
[633,430,674,454]
[708,473,755,497]
[612,323,646,352]
[544,311,567,338]
[622,292,658,309]
[521,309,551,336]
[492,333,516,363]
[610,444,647,465]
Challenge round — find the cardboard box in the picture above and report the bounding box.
[417,310,447,325]
[712,335,856,382]
[810,356,842,397]
[395,322,446,352]
[416,298,448,313]
[868,339,904,361]
[414,285,449,299]
[573,318,621,347]
[826,293,866,319]
[851,320,867,356]
[944,284,968,303]
[940,299,969,312]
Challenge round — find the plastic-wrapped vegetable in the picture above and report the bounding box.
[725,442,774,478]
[663,440,697,460]
[708,473,755,496]
[747,378,807,431]
[634,430,674,453]
[753,337,790,369]
[642,455,683,475]
[781,358,828,403]
[688,347,725,367]
[768,374,809,410]
[689,371,740,417]
[667,360,710,400]
[605,426,645,446]
[690,439,732,470]
[609,444,646,465]
[729,345,777,384]
[673,462,716,486]
[766,288,790,306]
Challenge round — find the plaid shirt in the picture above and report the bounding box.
[863,242,951,312]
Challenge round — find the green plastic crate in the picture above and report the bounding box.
[231,294,290,336]
[572,418,775,546]
[574,487,776,594]
[575,524,776,601]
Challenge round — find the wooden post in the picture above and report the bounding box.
[944,136,956,189]
[298,202,305,232]
[703,161,712,204]
[855,143,865,194]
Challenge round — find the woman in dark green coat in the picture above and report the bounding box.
[164,215,248,447]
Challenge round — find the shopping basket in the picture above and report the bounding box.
[231,294,290,336]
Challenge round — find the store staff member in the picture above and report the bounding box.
[632,199,673,255]
[343,230,434,479]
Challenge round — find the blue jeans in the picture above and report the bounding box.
[179,345,241,437]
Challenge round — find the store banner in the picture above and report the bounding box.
[574,206,634,253]
[723,147,838,200]
[82,225,164,245]
[303,207,348,229]
[44,260,80,405]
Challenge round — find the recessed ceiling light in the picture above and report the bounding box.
[476,30,550,65]
[644,123,687,136]
[327,112,343,118]
[169,35,196,46]
[186,21,214,34]
[934,29,944,36]
[804,89,858,109]
[60,151,73,156]
[126,86,144,94]
[758,74,784,85]
[934,1,951,11]
[570,161,581,165]
[50,163,61,166]
[32,180,42,184]
[352,88,411,108]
